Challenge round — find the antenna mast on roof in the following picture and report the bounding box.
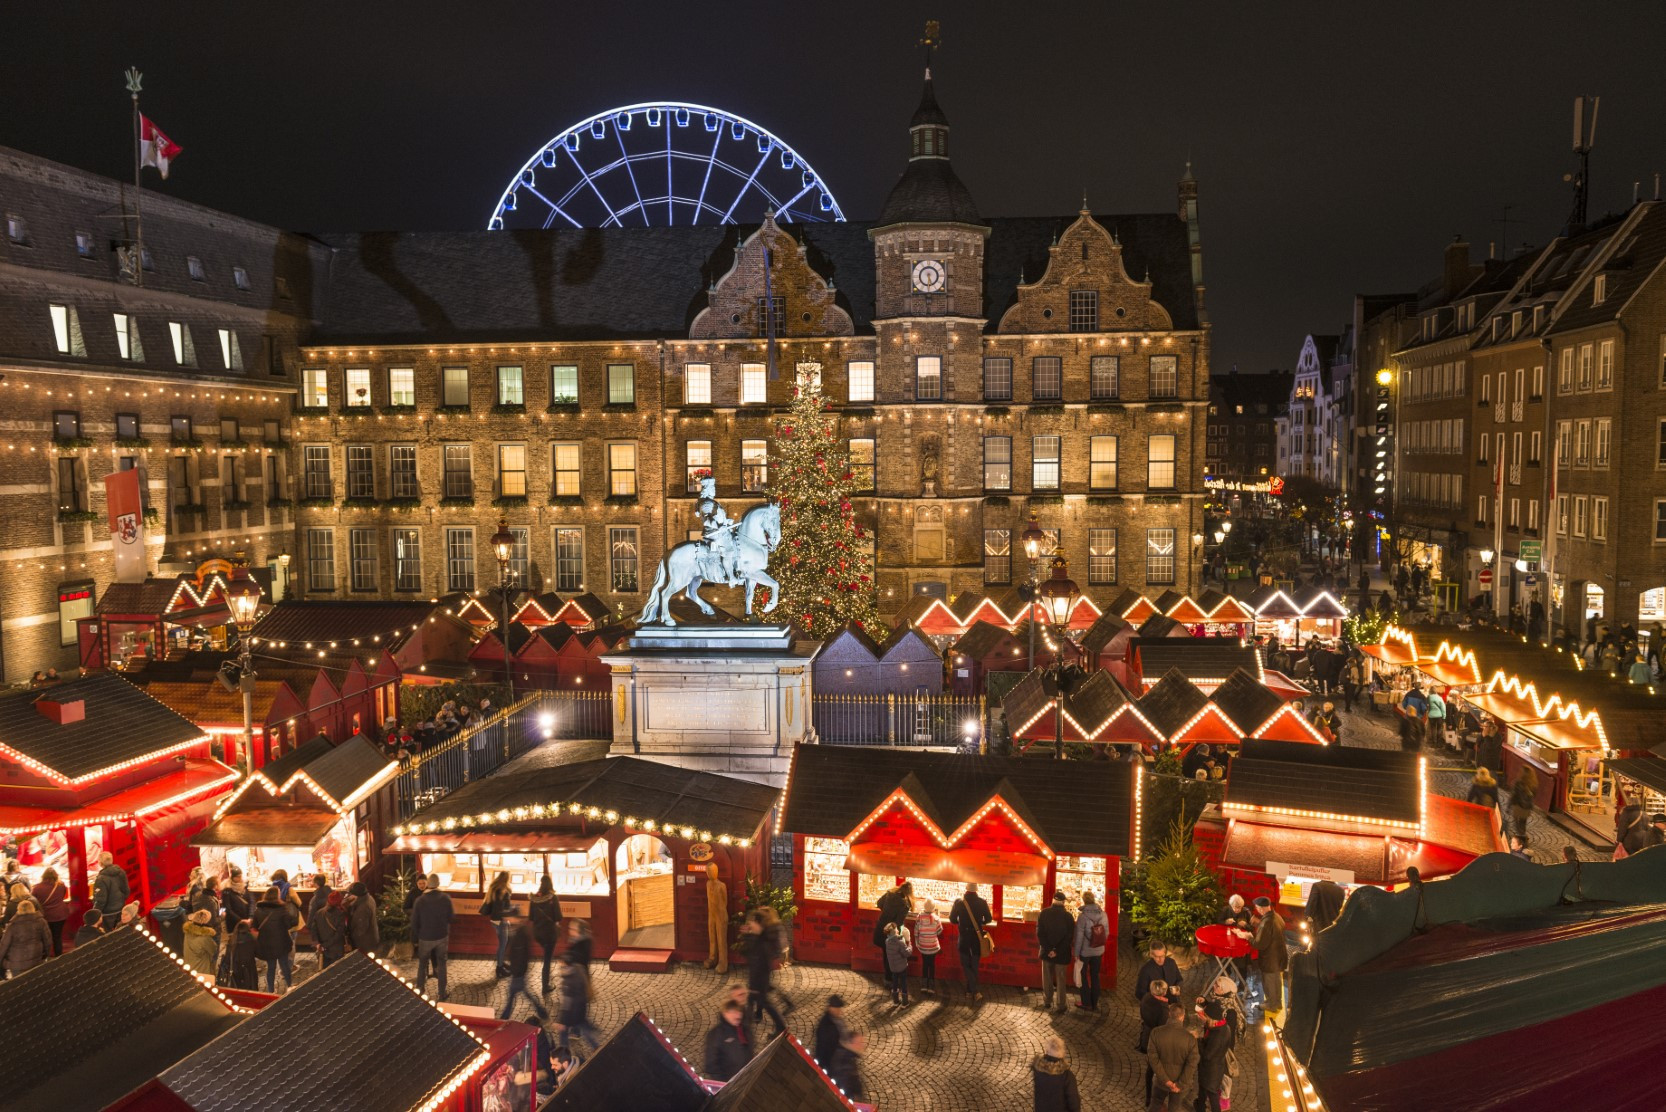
[1564,95,1599,234]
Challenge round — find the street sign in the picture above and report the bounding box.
[1479,568,1493,586]
[1525,574,1537,587]
[1520,540,1542,563]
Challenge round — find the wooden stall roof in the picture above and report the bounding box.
[251,599,440,647]
[1225,738,1422,828]
[0,758,237,838]
[1081,611,1136,657]
[780,745,1134,857]
[393,756,779,845]
[542,1012,708,1111]
[0,672,208,785]
[0,927,242,1112]
[153,953,485,1112]
[1136,669,1213,738]
[1001,668,1159,746]
[1137,640,1263,688]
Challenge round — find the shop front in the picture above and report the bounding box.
[192,734,401,896]
[77,572,245,672]
[387,756,774,965]
[1466,672,1616,836]
[780,745,1134,989]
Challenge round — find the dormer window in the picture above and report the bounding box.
[1511,310,1522,336]
[1593,273,1608,305]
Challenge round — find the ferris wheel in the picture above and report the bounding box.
[488,101,846,230]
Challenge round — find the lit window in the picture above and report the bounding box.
[388,367,415,407]
[1593,497,1608,542]
[1090,356,1119,400]
[1596,340,1614,390]
[553,527,584,591]
[609,526,640,592]
[1089,528,1117,585]
[301,367,329,409]
[302,444,332,499]
[344,366,371,406]
[307,528,337,592]
[552,442,582,496]
[608,442,637,496]
[1090,435,1118,490]
[847,361,875,403]
[1032,435,1061,491]
[218,329,244,372]
[1147,434,1176,489]
[685,363,711,405]
[550,364,579,405]
[497,444,527,497]
[916,356,942,401]
[983,529,1011,584]
[445,527,476,591]
[1145,528,1176,585]
[607,363,635,405]
[742,363,768,405]
[984,436,1011,491]
[5,214,28,244]
[49,304,85,356]
[390,445,419,498]
[741,439,768,492]
[349,528,378,591]
[74,232,94,258]
[167,321,196,367]
[497,365,525,406]
[442,444,473,499]
[392,528,422,591]
[1032,356,1062,401]
[442,366,470,407]
[849,438,875,491]
[112,313,143,361]
[686,441,712,492]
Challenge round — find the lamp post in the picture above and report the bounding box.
[225,559,263,778]
[1021,512,1048,672]
[490,518,517,707]
[1037,554,1080,760]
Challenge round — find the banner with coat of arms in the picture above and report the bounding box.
[103,467,147,583]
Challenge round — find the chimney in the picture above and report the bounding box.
[1444,236,1472,297]
[36,698,85,725]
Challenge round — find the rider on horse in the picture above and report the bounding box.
[696,476,738,586]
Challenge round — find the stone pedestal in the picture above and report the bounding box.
[602,624,820,788]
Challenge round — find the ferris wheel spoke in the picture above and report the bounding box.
[519,183,583,230]
[772,178,818,223]
[613,128,650,227]
[719,145,775,224]
[665,114,676,225]
[566,144,624,227]
[693,125,724,226]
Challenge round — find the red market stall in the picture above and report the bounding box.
[0,673,235,924]
[387,756,775,970]
[779,745,1135,989]
[1193,738,1503,920]
[948,620,1046,696]
[77,573,239,671]
[1133,639,1265,694]
[1001,668,1162,751]
[193,734,401,897]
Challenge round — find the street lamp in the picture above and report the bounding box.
[1038,554,1080,760]
[225,559,263,777]
[1221,520,1233,535]
[1021,512,1048,672]
[490,518,517,706]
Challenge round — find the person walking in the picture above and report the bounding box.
[564,918,593,970]
[1341,653,1363,714]
[913,898,943,995]
[481,871,515,978]
[529,875,564,994]
[743,907,793,1033]
[1074,889,1110,1011]
[1424,686,1448,750]
[1031,1034,1082,1112]
[252,885,298,993]
[311,890,347,970]
[1250,897,1288,1017]
[882,920,913,1006]
[345,880,380,954]
[950,882,993,1003]
[0,898,52,977]
[30,867,68,956]
[410,872,453,998]
[72,907,105,949]
[554,950,600,1055]
[830,1030,868,1103]
[1466,767,1499,812]
[701,1000,753,1082]
[90,852,128,929]
[500,911,550,1022]
[1035,890,1075,1015]
[1196,1000,1237,1112]
[1146,1003,1198,1112]
[1504,767,1539,841]
[813,994,848,1069]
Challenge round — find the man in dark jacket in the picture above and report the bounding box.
[1133,940,1182,1004]
[830,1031,867,1102]
[1031,1034,1082,1112]
[870,882,911,966]
[410,872,454,1000]
[309,873,334,923]
[499,911,548,1021]
[1035,891,1075,1015]
[949,883,993,1002]
[1251,897,1289,1016]
[1138,981,1172,1102]
[1196,1000,1236,1112]
[403,873,427,914]
[72,907,105,948]
[701,1001,752,1082]
[812,994,847,1068]
[90,853,129,929]
[1146,1003,1198,1112]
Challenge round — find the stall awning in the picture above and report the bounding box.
[385,830,599,855]
[846,842,1048,887]
[1359,643,1418,667]
[1512,717,1605,752]
[193,808,341,849]
[0,758,237,836]
[1608,757,1666,797]
[165,606,231,628]
[1222,820,1391,884]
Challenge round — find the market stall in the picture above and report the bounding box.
[192,734,401,895]
[387,756,774,968]
[1465,671,1613,829]
[1193,738,1504,922]
[76,572,242,671]
[1248,585,1347,646]
[779,745,1134,988]
[0,673,234,924]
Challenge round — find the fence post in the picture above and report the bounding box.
[886,693,896,744]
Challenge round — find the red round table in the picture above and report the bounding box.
[1195,923,1255,992]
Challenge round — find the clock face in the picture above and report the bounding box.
[911,259,946,293]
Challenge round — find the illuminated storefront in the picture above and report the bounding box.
[780,746,1134,988]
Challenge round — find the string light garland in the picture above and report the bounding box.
[0,763,238,836]
[391,802,753,848]
[0,733,212,788]
[843,787,1054,859]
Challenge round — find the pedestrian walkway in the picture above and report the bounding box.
[286,937,1264,1112]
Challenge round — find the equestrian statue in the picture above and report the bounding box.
[636,476,783,626]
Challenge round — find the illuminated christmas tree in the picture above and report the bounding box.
[768,368,885,641]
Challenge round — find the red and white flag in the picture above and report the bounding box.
[104,468,147,583]
[140,114,181,179]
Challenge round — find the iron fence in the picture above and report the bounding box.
[394,690,610,819]
[811,693,985,748]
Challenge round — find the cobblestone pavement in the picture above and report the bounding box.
[290,937,1264,1112]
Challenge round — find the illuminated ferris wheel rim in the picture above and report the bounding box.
[487,100,847,230]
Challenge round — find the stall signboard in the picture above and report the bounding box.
[1265,861,1355,886]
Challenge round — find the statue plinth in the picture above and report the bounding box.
[603,625,820,789]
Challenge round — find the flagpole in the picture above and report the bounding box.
[1493,448,1504,623]
[125,67,144,288]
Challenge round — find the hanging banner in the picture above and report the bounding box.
[104,468,147,583]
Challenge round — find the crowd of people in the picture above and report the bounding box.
[380,697,496,762]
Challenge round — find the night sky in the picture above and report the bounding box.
[6,2,1664,374]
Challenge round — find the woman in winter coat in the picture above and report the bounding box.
[0,881,28,932]
[743,907,793,1034]
[913,898,943,995]
[1031,1035,1082,1112]
[30,867,69,956]
[882,920,912,1006]
[870,882,912,966]
[310,890,347,968]
[529,875,564,994]
[0,899,53,977]
[1503,767,1539,840]
[252,886,299,993]
[555,952,600,1054]
[345,880,380,954]
[1072,890,1111,1010]
[182,908,220,978]
[1466,767,1500,811]
[481,872,514,976]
